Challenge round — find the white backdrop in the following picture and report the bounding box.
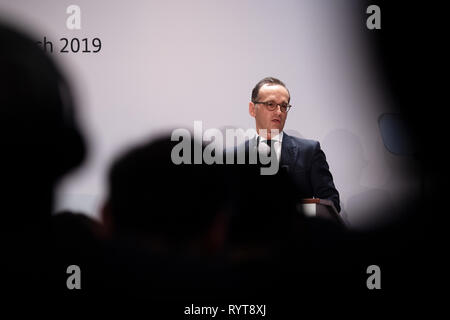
[0,0,420,227]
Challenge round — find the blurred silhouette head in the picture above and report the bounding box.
[103,135,229,253]
[225,163,301,253]
[0,23,86,224]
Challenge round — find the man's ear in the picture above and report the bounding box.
[249,101,256,118]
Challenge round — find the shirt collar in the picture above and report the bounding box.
[255,130,284,142]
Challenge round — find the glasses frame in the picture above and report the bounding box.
[253,101,292,113]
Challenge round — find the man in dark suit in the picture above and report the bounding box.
[244,77,341,212]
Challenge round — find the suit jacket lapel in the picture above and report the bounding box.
[281,133,299,168]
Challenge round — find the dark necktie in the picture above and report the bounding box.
[257,137,273,164]
[266,139,273,157]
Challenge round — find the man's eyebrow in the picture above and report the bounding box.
[263,99,288,104]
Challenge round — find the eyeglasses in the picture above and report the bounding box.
[254,101,292,113]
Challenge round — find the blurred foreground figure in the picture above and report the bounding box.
[101,135,353,302]
[0,22,87,298]
[101,136,232,300]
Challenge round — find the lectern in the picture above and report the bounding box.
[300,198,345,225]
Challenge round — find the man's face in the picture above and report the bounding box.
[249,84,290,138]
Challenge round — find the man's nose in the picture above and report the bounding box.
[275,106,282,114]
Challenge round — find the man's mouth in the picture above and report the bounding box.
[271,119,281,123]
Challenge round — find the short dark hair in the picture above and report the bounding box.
[251,77,290,103]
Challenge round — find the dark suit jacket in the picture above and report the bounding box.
[235,132,340,212]
[279,133,340,212]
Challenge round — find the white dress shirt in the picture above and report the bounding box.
[256,131,283,163]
